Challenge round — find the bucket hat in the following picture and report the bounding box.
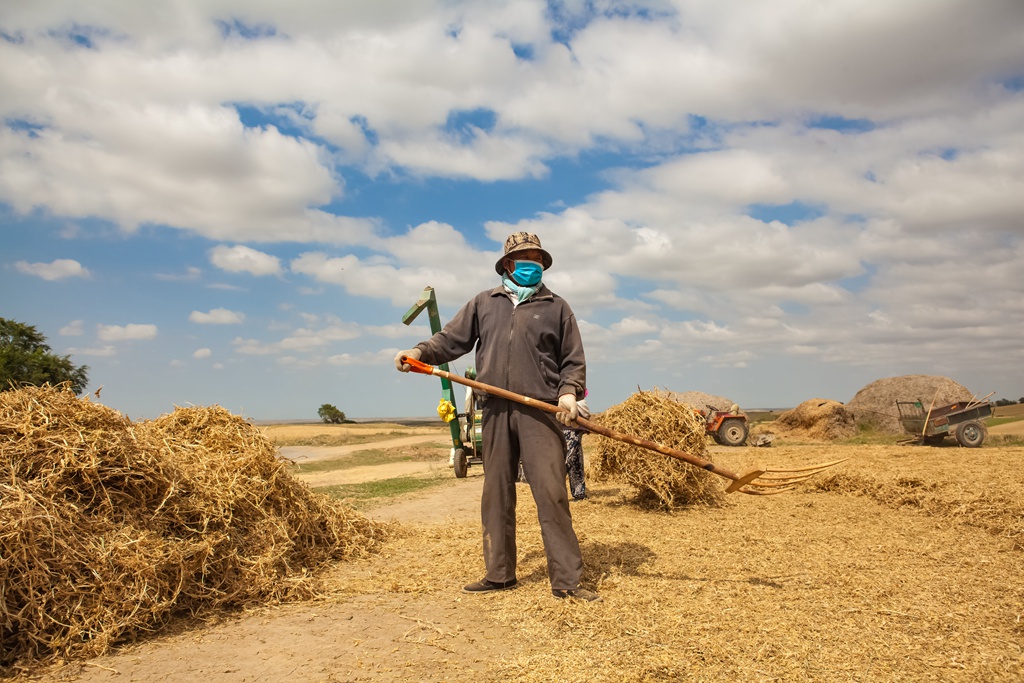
[494,232,553,275]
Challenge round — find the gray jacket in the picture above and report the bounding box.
[415,284,586,403]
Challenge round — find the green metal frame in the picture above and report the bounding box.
[402,286,464,450]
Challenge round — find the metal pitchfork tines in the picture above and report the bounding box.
[399,356,846,495]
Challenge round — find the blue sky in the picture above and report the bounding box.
[3,0,1023,420]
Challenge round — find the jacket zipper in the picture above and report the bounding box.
[505,303,517,389]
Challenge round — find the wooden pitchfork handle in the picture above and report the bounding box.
[399,356,844,495]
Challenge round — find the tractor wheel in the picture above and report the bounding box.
[718,419,748,447]
[955,421,985,448]
[453,448,469,478]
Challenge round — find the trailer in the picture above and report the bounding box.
[895,398,992,448]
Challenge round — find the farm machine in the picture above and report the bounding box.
[697,406,750,446]
[402,286,482,478]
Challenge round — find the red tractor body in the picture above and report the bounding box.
[698,408,749,447]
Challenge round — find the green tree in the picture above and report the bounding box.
[0,318,89,395]
[318,403,346,424]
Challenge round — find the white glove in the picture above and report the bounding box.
[556,394,579,426]
[394,348,421,372]
[577,399,590,419]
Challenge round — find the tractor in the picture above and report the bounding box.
[698,406,749,447]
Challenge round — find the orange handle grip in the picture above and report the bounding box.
[400,355,436,375]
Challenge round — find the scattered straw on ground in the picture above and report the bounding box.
[847,374,974,433]
[587,390,723,509]
[0,385,388,674]
[311,443,1024,683]
[770,397,857,441]
[22,442,1024,683]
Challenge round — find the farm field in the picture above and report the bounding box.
[27,422,1024,683]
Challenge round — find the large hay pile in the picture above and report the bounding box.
[652,388,736,412]
[847,375,973,433]
[588,390,723,509]
[773,398,856,441]
[0,385,387,672]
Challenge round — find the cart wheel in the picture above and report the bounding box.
[955,421,985,448]
[453,448,468,478]
[718,419,748,447]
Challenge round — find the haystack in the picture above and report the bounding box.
[847,375,973,433]
[0,385,387,673]
[773,398,856,441]
[588,390,723,509]
[652,388,736,412]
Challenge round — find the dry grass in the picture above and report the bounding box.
[6,392,1024,682]
[771,398,857,441]
[322,442,1024,682]
[260,422,439,446]
[0,385,388,674]
[588,390,724,509]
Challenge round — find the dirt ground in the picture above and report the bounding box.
[20,430,1024,683]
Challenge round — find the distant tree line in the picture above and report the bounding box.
[994,398,1024,407]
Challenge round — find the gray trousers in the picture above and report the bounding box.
[480,398,583,590]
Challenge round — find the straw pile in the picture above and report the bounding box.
[588,390,723,509]
[652,388,735,412]
[847,374,973,433]
[772,398,856,440]
[0,385,387,672]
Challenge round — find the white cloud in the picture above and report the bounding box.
[59,319,84,336]
[2,1,1024,415]
[232,321,361,357]
[333,348,410,366]
[67,344,116,357]
[189,308,246,324]
[291,247,492,308]
[155,266,202,282]
[193,348,212,359]
[14,258,90,281]
[209,245,282,276]
[96,323,158,341]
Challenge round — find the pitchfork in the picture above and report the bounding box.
[399,356,846,495]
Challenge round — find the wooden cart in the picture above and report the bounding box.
[895,399,992,447]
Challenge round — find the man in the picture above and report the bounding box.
[395,232,599,602]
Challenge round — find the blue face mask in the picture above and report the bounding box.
[511,260,543,286]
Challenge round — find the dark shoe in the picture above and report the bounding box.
[552,587,602,602]
[462,578,517,593]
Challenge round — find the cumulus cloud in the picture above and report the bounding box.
[67,344,116,357]
[2,1,1023,414]
[59,319,84,336]
[155,266,202,282]
[189,308,245,324]
[96,323,158,341]
[290,223,496,308]
[232,321,361,357]
[14,258,90,280]
[193,348,212,359]
[209,245,283,276]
